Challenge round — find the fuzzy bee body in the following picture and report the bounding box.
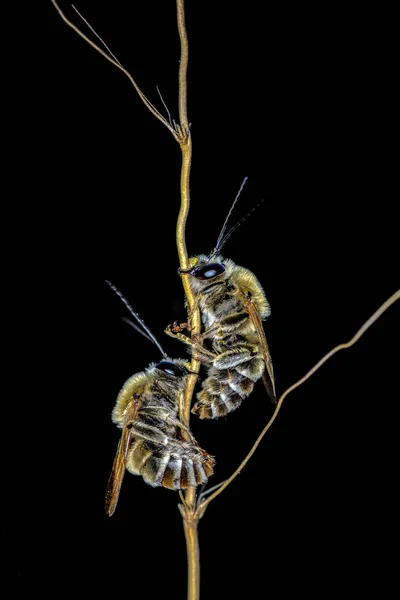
[165,178,276,418]
[111,360,214,489]
[104,281,214,516]
[191,255,274,418]
[167,253,275,419]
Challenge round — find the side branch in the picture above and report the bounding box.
[196,288,400,517]
[50,0,178,139]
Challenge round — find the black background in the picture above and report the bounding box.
[26,2,398,597]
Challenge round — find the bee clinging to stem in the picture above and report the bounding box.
[165,178,276,419]
[105,281,214,517]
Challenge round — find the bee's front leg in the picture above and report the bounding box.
[169,320,190,334]
[164,325,217,363]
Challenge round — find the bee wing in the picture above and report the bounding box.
[246,297,277,404]
[105,398,140,516]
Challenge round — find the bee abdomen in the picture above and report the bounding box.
[192,387,243,419]
[127,439,214,489]
[141,452,170,487]
[181,458,208,487]
[235,356,264,382]
[166,450,214,488]
[161,453,214,489]
[160,455,183,489]
[127,440,154,475]
[205,368,255,399]
[194,367,255,419]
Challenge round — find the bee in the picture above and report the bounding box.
[165,178,276,419]
[105,281,215,516]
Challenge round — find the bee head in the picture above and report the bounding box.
[179,254,234,293]
[154,359,191,378]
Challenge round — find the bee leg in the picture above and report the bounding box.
[164,327,217,362]
[168,320,190,334]
[194,323,220,341]
[139,407,202,448]
[212,347,257,370]
[129,421,169,445]
[168,296,201,333]
[190,340,218,363]
[165,415,199,445]
[164,326,192,343]
[139,406,199,446]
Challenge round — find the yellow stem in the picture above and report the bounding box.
[176,0,189,131]
[175,2,201,599]
[176,136,201,430]
[179,508,200,600]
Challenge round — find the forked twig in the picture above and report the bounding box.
[50,0,179,139]
[196,288,400,517]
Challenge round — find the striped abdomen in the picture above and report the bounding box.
[192,355,264,419]
[126,439,214,489]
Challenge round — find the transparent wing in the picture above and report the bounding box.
[245,295,277,404]
[105,398,141,516]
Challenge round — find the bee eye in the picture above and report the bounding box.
[155,361,186,377]
[192,263,225,280]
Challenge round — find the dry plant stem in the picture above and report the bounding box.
[179,506,200,600]
[51,0,199,440]
[177,0,189,130]
[176,134,199,516]
[175,3,201,599]
[176,134,200,598]
[50,0,178,139]
[196,288,400,518]
[174,0,200,491]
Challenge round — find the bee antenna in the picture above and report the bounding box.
[214,176,248,254]
[105,280,166,357]
[121,317,154,345]
[214,198,265,255]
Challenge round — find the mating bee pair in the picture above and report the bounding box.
[105,180,275,516]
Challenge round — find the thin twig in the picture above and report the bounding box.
[197,480,227,506]
[174,2,201,598]
[179,508,200,600]
[196,288,400,517]
[174,0,199,469]
[50,0,178,139]
[176,0,189,132]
